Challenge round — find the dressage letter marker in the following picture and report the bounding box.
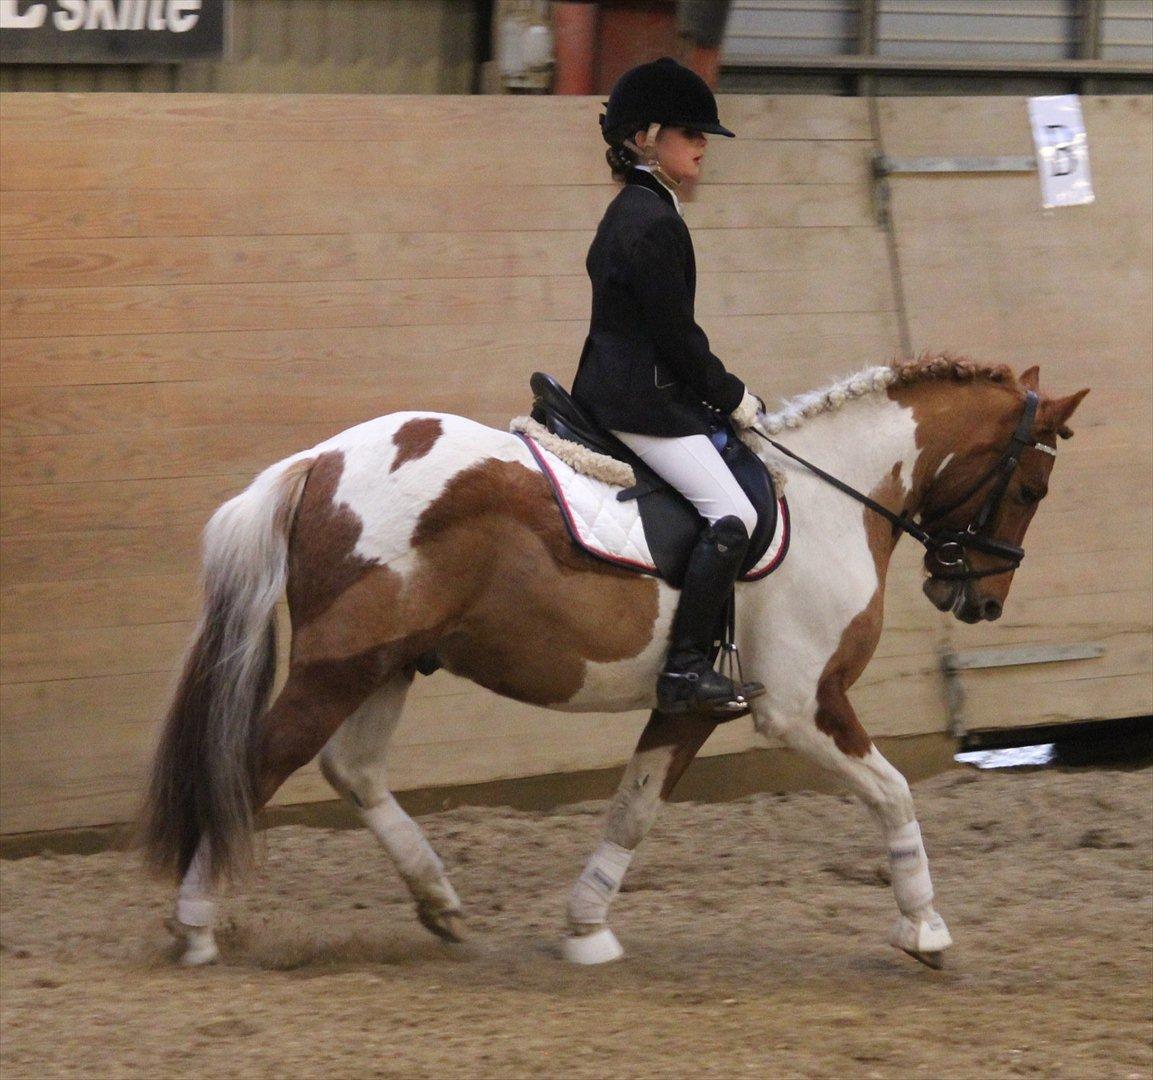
[1028,95,1095,209]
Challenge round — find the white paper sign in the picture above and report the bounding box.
[1028,95,1095,209]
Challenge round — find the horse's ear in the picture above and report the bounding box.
[1042,387,1090,439]
[1020,365,1040,391]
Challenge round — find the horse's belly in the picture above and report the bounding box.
[438,579,675,714]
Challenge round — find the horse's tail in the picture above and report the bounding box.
[139,455,315,885]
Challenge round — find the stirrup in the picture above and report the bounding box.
[656,669,764,720]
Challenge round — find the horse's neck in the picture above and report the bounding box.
[779,393,922,512]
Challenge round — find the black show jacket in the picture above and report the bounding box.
[571,169,745,437]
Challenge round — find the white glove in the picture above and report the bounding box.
[730,388,764,430]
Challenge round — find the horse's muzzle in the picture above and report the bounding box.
[923,577,1003,623]
[922,576,960,613]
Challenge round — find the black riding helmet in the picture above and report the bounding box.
[600,57,735,142]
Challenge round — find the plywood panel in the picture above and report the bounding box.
[0,183,872,241]
[0,136,868,191]
[0,475,244,537]
[1,265,892,339]
[2,226,885,289]
[0,93,872,144]
[0,576,199,635]
[0,312,898,389]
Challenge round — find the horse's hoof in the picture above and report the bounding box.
[561,926,624,965]
[890,912,953,968]
[181,937,221,967]
[166,920,220,966]
[417,905,467,944]
[900,948,945,970]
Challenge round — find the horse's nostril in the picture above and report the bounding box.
[982,599,1003,620]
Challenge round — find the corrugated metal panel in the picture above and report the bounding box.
[0,0,478,93]
[724,0,858,57]
[877,0,1077,62]
[1101,0,1153,63]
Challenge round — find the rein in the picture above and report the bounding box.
[748,391,1051,581]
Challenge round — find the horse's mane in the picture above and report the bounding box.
[759,353,1019,435]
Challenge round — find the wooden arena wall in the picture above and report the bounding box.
[1,94,1149,834]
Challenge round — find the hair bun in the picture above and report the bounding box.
[605,143,637,179]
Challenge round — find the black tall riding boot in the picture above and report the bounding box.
[656,515,766,717]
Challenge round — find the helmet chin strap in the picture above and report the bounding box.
[624,123,681,189]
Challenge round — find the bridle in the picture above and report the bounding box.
[749,390,1054,582]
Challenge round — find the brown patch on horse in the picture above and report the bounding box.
[390,417,443,473]
[813,466,906,758]
[412,459,660,705]
[256,647,390,807]
[814,603,876,759]
[889,371,1022,507]
[863,462,907,585]
[286,455,659,705]
[287,450,379,629]
[273,457,318,538]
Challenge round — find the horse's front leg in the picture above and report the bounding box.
[562,711,717,964]
[756,683,953,968]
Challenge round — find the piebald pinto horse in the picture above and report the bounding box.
[142,356,1088,969]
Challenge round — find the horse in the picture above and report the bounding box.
[140,354,1088,969]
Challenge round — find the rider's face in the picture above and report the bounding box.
[637,126,708,184]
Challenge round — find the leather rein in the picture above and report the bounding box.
[749,390,1053,582]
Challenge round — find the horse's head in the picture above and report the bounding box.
[909,364,1089,623]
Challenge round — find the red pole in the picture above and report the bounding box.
[685,44,721,89]
[553,1,598,95]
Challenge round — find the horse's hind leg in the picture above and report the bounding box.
[319,676,465,943]
[759,693,953,968]
[562,711,718,964]
[171,663,381,965]
[171,837,220,965]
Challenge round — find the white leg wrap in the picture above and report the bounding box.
[175,896,217,927]
[888,820,935,916]
[175,842,216,928]
[363,796,460,910]
[567,840,634,927]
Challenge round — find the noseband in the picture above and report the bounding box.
[751,391,1053,582]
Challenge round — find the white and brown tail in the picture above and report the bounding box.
[139,455,314,885]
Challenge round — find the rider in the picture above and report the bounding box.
[571,57,765,718]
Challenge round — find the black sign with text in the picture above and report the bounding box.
[0,0,226,63]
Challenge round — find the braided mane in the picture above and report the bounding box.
[759,353,1018,435]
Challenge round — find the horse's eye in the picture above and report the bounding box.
[1018,485,1043,505]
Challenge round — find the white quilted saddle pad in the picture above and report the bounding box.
[520,435,790,582]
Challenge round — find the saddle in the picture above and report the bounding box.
[523,373,787,587]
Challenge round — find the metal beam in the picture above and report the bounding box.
[943,643,1105,673]
[939,642,1106,738]
[854,0,879,98]
[723,54,1151,78]
[875,155,1038,176]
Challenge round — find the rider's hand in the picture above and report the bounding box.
[730,389,764,430]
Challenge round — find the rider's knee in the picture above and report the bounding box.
[716,494,757,538]
[710,513,753,548]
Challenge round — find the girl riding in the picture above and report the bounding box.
[571,57,765,718]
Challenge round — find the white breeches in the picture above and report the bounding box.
[612,431,757,534]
